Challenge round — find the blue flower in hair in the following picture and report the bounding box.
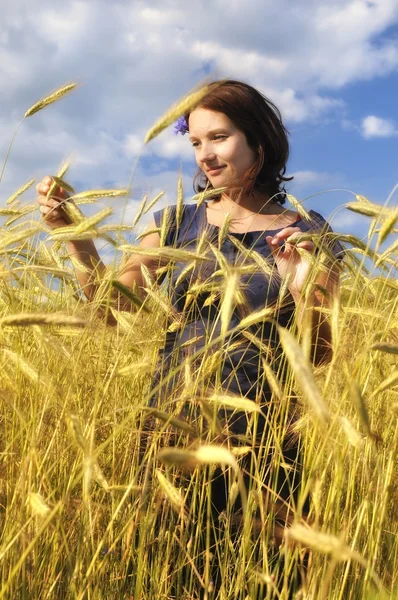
[173,116,189,135]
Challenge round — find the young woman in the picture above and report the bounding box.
[37,80,343,596]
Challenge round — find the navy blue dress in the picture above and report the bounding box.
[150,201,343,439]
[144,200,345,596]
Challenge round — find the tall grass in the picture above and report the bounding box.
[0,85,397,600]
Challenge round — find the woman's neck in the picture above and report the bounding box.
[220,191,283,218]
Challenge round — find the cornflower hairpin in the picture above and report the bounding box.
[173,115,189,135]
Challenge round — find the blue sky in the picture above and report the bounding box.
[1,0,397,251]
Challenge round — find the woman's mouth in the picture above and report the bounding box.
[207,166,226,176]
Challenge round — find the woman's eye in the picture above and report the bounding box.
[214,135,226,141]
[191,141,199,148]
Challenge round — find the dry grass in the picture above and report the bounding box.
[0,83,397,600]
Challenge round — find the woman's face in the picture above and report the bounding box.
[188,108,257,189]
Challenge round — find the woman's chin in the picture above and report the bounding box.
[209,175,232,189]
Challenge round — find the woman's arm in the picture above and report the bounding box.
[289,264,340,365]
[265,225,341,365]
[63,224,161,305]
[37,176,162,312]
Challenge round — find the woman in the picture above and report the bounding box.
[37,80,343,596]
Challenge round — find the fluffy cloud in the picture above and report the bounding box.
[289,170,344,190]
[0,0,397,212]
[360,115,398,138]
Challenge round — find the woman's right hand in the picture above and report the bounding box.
[36,176,72,229]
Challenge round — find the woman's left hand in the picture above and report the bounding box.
[265,226,316,295]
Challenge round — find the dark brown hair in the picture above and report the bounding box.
[187,80,292,204]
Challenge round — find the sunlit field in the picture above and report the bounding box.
[0,85,397,599]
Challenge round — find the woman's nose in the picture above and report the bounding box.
[197,143,216,163]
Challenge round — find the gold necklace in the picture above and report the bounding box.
[220,199,258,221]
[219,198,285,234]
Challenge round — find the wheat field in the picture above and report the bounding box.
[0,85,397,600]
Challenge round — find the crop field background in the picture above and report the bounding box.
[0,86,397,600]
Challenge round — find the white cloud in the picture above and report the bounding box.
[123,134,146,159]
[261,88,344,123]
[360,115,398,138]
[289,170,343,189]
[0,0,398,231]
[329,208,370,231]
[123,128,193,162]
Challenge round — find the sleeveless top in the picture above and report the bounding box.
[152,201,344,421]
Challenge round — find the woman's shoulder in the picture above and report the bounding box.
[305,209,333,229]
[153,203,199,227]
[302,209,345,260]
[152,202,202,245]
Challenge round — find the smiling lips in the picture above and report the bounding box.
[206,166,226,175]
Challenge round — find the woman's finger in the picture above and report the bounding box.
[37,194,57,207]
[266,227,302,248]
[40,205,59,219]
[37,176,52,193]
[265,235,289,258]
[296,241,315,252]
[37,177,67,199]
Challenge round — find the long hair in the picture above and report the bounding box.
[187,80,292,204]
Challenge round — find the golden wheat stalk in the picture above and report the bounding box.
[135,228,161,241]
[73,207,113,234]
[176,173,184,228]
[355,194,371,203]
[207,394,262,413]
[69,189,128,202]
[339,416,364,449]
[139,263,155,289]
[230,237,273,275]
[278,326,330,424]
[376,207,398,249]
[142,191,165,214]
[92,462,110,491]
[141,407,196,435]
[218,213,232,248]
[191,187,227,206]
[157,445,238,470]
[0,313,87,327]
[10,266,74,279]
[158,205,171,247]
[286,194,311,221]
[238,306,276,330]
[0,226,40,252]
[51,175,75,194]
[346,202,381,218]
[286,524,357,561]
[3,349,53,390]
[6,178,36,205]
[345,198,393,221]
[132,195,148,227]
[5,204,37,227]
[371,342,398,355]
[119,244,207,263]
[144,82,213,143]
[61,199,85,225]
[67,414,89,452]
[376,237,398,267]
[24,83,77,118]
[348,380,381,443]
[27,492,51,517]
[0,209,23,216]
[370,369,398,397]
[174,262,195,287]
[117,360,153,376]
[49,227,98,242]
[261,358,283,398]
[46,159,77,221]
[155,469,186,516]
